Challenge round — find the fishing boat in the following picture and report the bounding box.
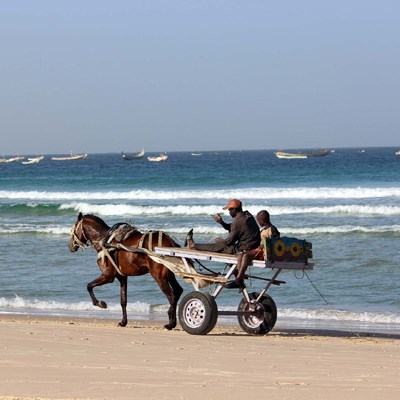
[51,153,87,161]
[5,156,25,163]
[22,156,44,164]
[275,151,308,159]
[275,150,329,159]
[121,149,144,160]
[147,153,168,162]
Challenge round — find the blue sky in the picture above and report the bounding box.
[1,0,399,154]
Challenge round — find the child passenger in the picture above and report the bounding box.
[224,210,280,289]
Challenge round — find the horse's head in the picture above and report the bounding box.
[69,212,89,252]
[69,212,111,252]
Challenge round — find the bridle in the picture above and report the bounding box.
[70,218,90,249]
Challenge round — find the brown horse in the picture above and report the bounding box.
[68,212,183,329]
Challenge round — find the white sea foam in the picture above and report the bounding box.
[164,225,400,235]
[0,225,71,235]
[280,225,400,235]
[58,202,400,217]
[1,224,400,236]
[278,308,400,325]
[1,296,399,327]
[0,295,150,314]
[1,186,400,201]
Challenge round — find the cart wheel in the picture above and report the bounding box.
[178,291,218,335]
[237,292,277,335]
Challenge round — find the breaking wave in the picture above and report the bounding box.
[1,224,400,236]
[1,296,399,328]
[1,186,400,201]
[3,202,399,217]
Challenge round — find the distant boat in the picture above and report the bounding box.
[121,149,144,160]
[5,156,25,163]
[191,152,202,156]
[275,151,308,159]
[51,153,87,161]
[308,150,330,157]
[147,153,168,162]
[275,150,329,159]
[396,150,400,156]
[22,156,44,165]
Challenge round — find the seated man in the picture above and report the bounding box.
[224,209,280,289]
[186,199,260,255]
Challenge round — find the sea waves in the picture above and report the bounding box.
[1,186,400,201]
[1,295,399,329]
[2,202,400,217]
[1,223,400,236]
[60,203,400,216]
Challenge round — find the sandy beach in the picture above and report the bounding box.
[0,315,399,400]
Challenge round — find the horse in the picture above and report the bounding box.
[68,212,184,330]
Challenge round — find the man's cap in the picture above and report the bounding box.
[223,199,242,210]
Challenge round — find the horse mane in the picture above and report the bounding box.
[84,214,111,230]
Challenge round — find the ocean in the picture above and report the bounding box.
[1,147,399,334]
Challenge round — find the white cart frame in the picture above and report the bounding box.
[154,247,314,335]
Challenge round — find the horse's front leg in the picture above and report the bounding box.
[116,275,128,327]
[87,274,115,309]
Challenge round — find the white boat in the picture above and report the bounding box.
[5,156,25,163]
[147,153,168,162]
[275,150,329,159]
[22,156,44,164]
[121,149,144,160]
[275,151,308,159]
[395,150,400,156]
[51,153,87,161]
[191,152,202,156]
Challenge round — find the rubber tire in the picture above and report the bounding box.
[237,292,277,335]
[178,291,218,335]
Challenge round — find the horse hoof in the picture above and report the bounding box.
[163,323,175,330]
[97,300,107,309]
[118,321,127,327]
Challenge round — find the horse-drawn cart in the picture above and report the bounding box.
[70,213,314,335]
[154,237,314,335]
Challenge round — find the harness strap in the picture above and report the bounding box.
[98,230,165,276]
[98,245,126,276]
[138,232,146,248]
[71,219,89,249]
[158,231,163,247]
[108,231,117,243]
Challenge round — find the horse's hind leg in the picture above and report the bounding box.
[87,274,115,309]
[116,275,128,327]
[151,268,183,330]
[168,272,183,318]
[168,272,183,323]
